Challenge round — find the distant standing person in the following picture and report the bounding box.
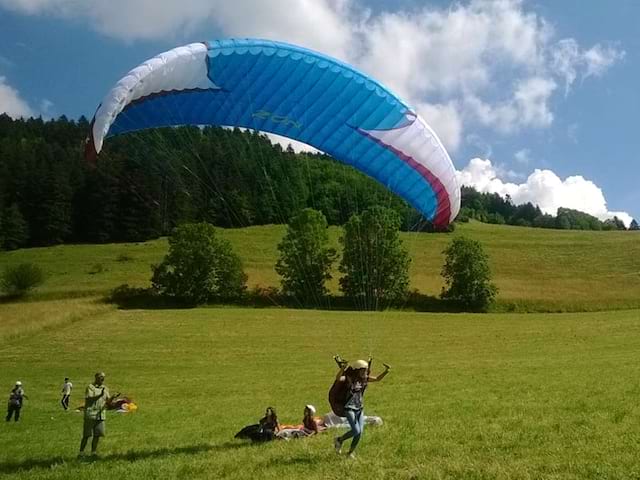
[79,372,117,457]
[6,381,28,422]
[61,377,73,410]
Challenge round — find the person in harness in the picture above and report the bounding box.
[330,356,390,458]
[6,381,28,422]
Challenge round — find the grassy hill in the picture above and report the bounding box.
[1,221,638,311]
[1,222,639,478]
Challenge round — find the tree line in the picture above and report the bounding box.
[0,114,636,252]
[459,186,634,231]
[147,209,497,312]
[0,114,426,250]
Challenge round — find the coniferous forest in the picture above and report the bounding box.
[0,114,631,250]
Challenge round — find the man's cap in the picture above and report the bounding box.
[305,404,316,415]
[15,381,22,386]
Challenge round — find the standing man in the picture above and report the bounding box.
[6,381,27,422]
[79,372,115,458]
[61,377,73,410]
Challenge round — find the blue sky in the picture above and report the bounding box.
[0,0,637,224]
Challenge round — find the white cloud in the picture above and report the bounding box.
[0,0,356,58]
[457,158,632,227]
[0,76,34,118]
[0,0,625,149]
[550,38,625,95]
[464,76,556,133]
[355,0,554,136]
[583,44,625,79]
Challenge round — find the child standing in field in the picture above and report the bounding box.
[332,358,390,458]
[61,377,73,410]
[6,381,27,422]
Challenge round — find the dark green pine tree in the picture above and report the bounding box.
[116,165,162,242]
[0,203,3,249]
[40,159,73,244]
[75,161,121,242]
[2,203,29,250]
[162,172,196,234]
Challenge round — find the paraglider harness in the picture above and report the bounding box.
[234,407,280,442]
[8,389,23,407]
[328,355,371,417]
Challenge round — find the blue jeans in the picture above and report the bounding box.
[339,409,365,451]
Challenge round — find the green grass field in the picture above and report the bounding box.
[1,302,639,479]
[1,221,639,311]
[1,222,639,478]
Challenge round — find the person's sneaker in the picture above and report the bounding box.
[334,437,342,454]
[347,451,357,459]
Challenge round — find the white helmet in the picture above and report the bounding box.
[305,404,316,415]
[351,359,368,370]
[15,381,22,386]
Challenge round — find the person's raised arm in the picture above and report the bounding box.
[368,363,391,383]
[334,355,348,381]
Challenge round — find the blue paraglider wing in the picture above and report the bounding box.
[89,39,459,226]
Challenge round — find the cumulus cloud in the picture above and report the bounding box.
[0,0,625,148]
[464,76,557,133]
[0,0,356,58]
[457,158,633,227]
[0,76,34,118]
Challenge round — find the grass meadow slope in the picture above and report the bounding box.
[0,222,639,479]
[1,221,639,311]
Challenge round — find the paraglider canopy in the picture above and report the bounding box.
[87,38,460,227]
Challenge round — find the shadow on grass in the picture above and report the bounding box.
[0,441,252,475]
[106,284,469,313]
[266,454,322,467]
[0,293,27,304]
